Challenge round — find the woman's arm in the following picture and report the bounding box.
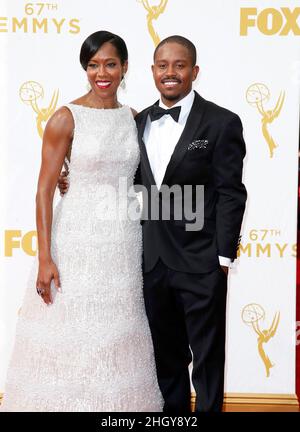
[36,107,74,305]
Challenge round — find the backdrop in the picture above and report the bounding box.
[0,0,299,397]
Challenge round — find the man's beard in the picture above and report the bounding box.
[161,92,181,101]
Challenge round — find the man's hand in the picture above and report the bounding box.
[58,171,69,196]
[221,265,229,276]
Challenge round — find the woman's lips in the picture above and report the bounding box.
[95,81,112,89]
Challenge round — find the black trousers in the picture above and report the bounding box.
[143,259,228,412]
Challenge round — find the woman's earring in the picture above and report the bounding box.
[120,76,126,90]
[86,81,91,91]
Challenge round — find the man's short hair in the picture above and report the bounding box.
[154,35,197,66]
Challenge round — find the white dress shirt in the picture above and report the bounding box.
[143,90,231,268]
[144,90,194,189]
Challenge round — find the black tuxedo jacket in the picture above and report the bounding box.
[135,91,247,273]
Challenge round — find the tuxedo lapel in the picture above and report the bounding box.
[161,93,206,186]
[137,104,158,187]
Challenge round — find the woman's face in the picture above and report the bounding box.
[86,42,127,100]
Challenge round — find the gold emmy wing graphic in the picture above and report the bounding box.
[19,81,59,139]
[246,83,285,158]
[138,0,169,46]
[242,303,280,377]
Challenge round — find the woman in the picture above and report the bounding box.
[1,31,163,412]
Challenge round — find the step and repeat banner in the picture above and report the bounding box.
[0,0,299,397]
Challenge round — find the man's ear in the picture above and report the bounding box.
[192,65,200,81]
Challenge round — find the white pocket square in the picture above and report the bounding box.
[188,140,208,150]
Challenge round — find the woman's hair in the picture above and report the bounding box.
[80,30,128,70]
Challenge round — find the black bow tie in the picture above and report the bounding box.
[149,105,181,123]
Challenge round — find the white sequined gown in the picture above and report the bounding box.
[1,104,163,412]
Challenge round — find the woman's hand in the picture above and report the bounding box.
[36,260,61,305]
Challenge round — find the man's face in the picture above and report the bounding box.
[152,42,199,107]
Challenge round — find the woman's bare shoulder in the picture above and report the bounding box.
[44,106,74,137]
[51,106,74,123]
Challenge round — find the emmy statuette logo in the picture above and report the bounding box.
[19,81,59,139]
[242,303,280,377]
[137,0,169,46]
[246,83,285,158]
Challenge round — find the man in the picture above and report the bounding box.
[134,35,247,412]
[59,35,247,412]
